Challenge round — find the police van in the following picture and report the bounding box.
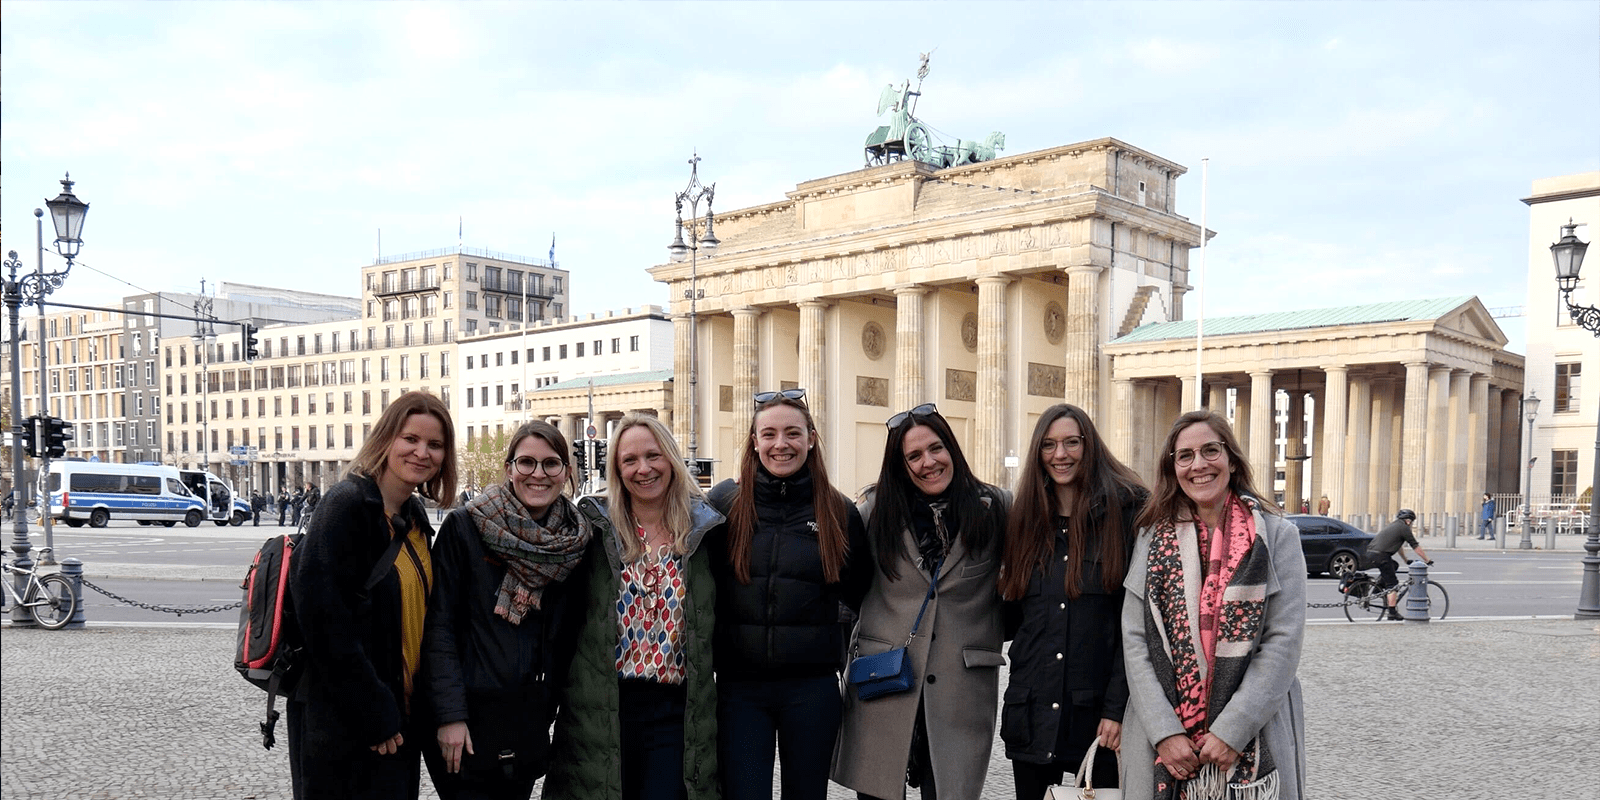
[178,469,251,526]
[48,462,209,528]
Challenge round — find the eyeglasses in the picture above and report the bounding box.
[509,456,567,477]
[1171,442,1227,468]
[1040,436,1084,454]
[886,403,939,430]
[753,388,806,408]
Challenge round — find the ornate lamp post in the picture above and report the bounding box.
[1549,219,1599,618]
[668,154,718,467]
[1519,392,1541,550]
[5,175,88,623]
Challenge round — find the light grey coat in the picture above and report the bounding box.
[1120,508,1307,800]
[831,490,1009,800]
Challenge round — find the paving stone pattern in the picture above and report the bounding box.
[2,619,1597,800]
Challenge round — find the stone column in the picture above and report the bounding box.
[1134,380,1158,477]
[797,300,828,435]
[564,414,584,449]
[1308,388,1324,506]
[1447,370,1472,524]
[1249,370,1276,492]
[1423,366,1452,525]
[1209,382,1229,414]
[731,307,761,441]
[1235,383,1253,458]
[1400,362,1431,512]
[1484,384,1503,494]
[974,276,1011,485]
[1321,366,1348,517]
[1498,389,1522,500]
[1064,265,1103,419]
[893,285,928,411]
[1368,377,1395,517]
[1115,378,1137,478]
[1284,391,1305,512]
[1180,375,1200,413]
[1344,374,1373,521]
[671,314,692,449]
[1468,374,1491,506]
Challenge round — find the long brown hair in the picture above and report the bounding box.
[1135,409,1281,531]
[1000,404,1146,600]
[347,390,458,505]
[727,397,849,584]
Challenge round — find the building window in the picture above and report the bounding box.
[510,350,518,365]
[630,335,640,352]
[495,352,504,367]
[441,351,450,377]
[1551,449,1578,497]
[466,292,478,310]
[543,346,551,361]
[611,337,621,354]
[481,386,489,407]
[594,339,603,356]
[1555,362,1581,413]
[420,353,430,379]
[363,391,372,415]
[559,344,568,360]
[400,355,410,381]
[345,424,354,448]
[467,388,474,408]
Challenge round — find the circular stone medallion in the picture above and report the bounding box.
[862,321,885,361]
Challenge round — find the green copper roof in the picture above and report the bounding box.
[1112,296,1475,344]
[538,369,674,392]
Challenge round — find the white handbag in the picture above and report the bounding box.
[1044,736,1122,800]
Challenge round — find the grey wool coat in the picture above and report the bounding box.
[1120,507,1308,800]
[831,489,1009,800]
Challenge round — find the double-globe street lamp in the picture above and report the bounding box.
[668,154,719,468]
[4,174,89,621]
[1548,219,1598,619]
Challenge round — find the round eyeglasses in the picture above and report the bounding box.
[510,456,567,477]
[1171,442,1227,469]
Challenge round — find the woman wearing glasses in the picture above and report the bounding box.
[832,403,1010,800]
[545,414,725,800]
[705,389,871,800]
[1121,410,1306,800]
[999,404,1146,800]
[421,420,593,800]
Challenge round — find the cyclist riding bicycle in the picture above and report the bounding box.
[1367,509,1433,620]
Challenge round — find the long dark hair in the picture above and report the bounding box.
[1000,404,1145,600]
[869,408,1000,581]
[727,397,849,584]
[1135,409,1281,531]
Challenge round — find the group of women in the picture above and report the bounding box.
[285,388,1306,800]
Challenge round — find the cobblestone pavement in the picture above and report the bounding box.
[3,619,1597,800]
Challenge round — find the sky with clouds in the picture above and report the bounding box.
[4,1,1596,354]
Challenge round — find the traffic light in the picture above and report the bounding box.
[572,440,588,472]
[44,417,73,459]
[243,323,260,362]
[592,440,608,478]
[22,415,41,458]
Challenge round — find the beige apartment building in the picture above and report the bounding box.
[12,309,127,464]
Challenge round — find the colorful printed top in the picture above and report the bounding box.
[615,541,686,684]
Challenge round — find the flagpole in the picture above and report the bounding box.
[1194,158,1208,409]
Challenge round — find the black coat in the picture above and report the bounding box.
[1000,489,1143,765]
[289,474,435,757]
[707,467,871,680]
[420,504,585,782]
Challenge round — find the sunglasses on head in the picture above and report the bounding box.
[886,403,938,430]
[753,388,807,408]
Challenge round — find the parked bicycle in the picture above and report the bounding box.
[1,552,78,630]
[1338,565,1449,622]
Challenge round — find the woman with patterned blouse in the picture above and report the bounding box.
[544,414,725,800]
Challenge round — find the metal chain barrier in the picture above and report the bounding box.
[79,578,241,616]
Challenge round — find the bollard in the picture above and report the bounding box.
[1499,516,1510,550]
[8,550,38,628]
[1445,515,1457,549]
[1546,519,1557,551]
[59,557,86,628]
[1403,559,1430,623]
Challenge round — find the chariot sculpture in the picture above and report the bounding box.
[863,53,1005,169]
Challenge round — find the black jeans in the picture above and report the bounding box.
[718,674,841,800]
[620,679,688,800]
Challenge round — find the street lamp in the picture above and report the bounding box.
[5,174,88,623]
[1549,219,1599,618]
[1520,391,1540,550]
[668,153,718,467]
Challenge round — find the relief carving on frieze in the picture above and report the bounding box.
[946,369,976,402]
[1027,363,1065,398]
[857,376,889,407]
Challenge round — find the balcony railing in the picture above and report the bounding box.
[373,278,443,296]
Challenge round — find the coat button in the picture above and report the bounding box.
[1056,652,1064,660]
[926,674,937,684]
[1062,554,1070,561]
[1052,703,1060,710]
[1059,603,1066,610]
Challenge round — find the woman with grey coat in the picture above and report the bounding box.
[1121,410,1306,800]
[831,404,1009,800]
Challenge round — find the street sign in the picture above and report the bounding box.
[246,446,260,460]
[586,425,597,440]
[231,459,248,466]
[229,445,248,456]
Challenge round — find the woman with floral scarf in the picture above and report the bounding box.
[1121,411,1306,800]
[422,420,593,800]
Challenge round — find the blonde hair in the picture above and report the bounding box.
[605,413,702,561]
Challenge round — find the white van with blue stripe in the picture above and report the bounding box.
[48,461,209,528]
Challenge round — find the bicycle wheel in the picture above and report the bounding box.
[1344,580,1385,622]
[25,574,77,630]
[1396,580,1450,621]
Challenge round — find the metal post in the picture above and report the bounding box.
[1577,401,1600,618]
[34,213,55,565]
[1403,558,1430,623]
[1521,397,1537,550]
[689,244,698,461]
[4,250,36,627]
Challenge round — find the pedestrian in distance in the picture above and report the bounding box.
[252,493,265,526]
[306,481,322,516]
[278,491,290,526]
[832,403,1010,800]
[1479,493,1496,540]
[286,391,458,800]
[705,389,871,800]
[1367,510,1432,620]
[423,420,593,800]
[999,404,1147,800]
[544,414,725,800]
[1315,495,1330,516]
[1122,410,1307,800]
[292,487,307,528]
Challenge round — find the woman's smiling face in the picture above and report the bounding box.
[753,404,812,478]
[902,423,953,496]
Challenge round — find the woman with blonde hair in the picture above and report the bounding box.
[1121,410,1306,800]
[545,413,725,800]
[288,391,458,800]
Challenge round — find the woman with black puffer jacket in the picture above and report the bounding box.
[706,389,871,800]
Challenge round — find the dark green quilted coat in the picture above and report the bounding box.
[543,495,724,800]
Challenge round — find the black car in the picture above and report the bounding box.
[1288,514,1375,577]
